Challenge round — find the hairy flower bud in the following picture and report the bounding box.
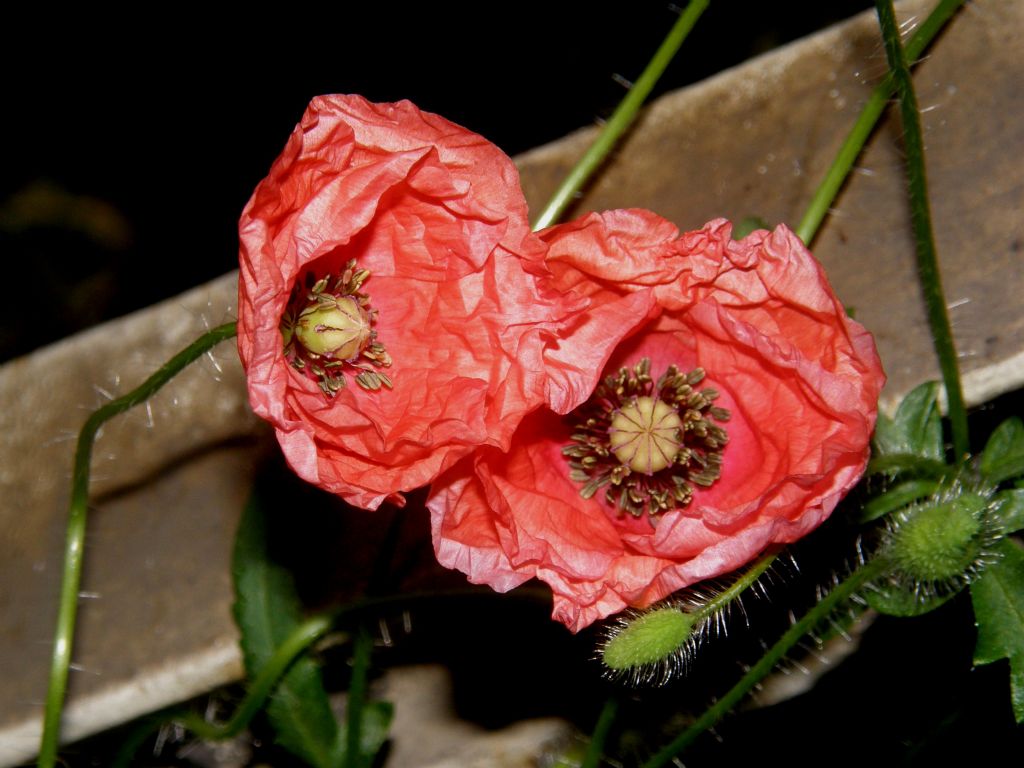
[602,606,696,672]
[888,492,988,583]
[870,482,1005,617]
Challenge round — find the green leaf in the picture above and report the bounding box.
[873,382,944,461]
[980,417,1024,473]
[970,538,1024,723]
[865,581,956,617]
[994,490,1024,533]
[871,408,900,455]
[857,478,939,522]
[980,417,1024,485]
[233,493,345,768]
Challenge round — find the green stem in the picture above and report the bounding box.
[113,590,538,764]
[795,0,966,245]
[344,626,374,768]
[874,0,969,461]
[38,321,238,768]
[690,550,777,625]
[111,613,333,767]
[581,696,619,768]
[531,0,710,230]
[642,555,890,768]
[179,613,334,741]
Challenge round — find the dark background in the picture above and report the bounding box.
[2,2,873,362]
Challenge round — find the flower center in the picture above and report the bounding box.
[609,396,683,474]
[294,295,371,359]
[562,358,729,519]
[281,259,393,396]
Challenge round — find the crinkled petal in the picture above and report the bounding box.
[430,214,885,631]
[238,95,607,509]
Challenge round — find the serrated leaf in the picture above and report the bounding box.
[980,417,1024,485]
[970,538,1024,723]
[993,490,1024,534]
[875,383,942,459]
[233,493,345,768]
[865,581,956,617]
[857,478,940,523]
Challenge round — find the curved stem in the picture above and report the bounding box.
[874,0,969,461]
[795,0,966,245]
[531,0,710,230]
[112,588,542,765]
[111,613,333,767]
[180,613,333,741]
[38,321,238,768]
[642,555,890,767]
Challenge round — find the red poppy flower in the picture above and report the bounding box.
[428,211,885,631]
[237,95,594,510]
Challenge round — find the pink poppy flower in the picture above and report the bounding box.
[237,95,598,509]
[429,211,885,631]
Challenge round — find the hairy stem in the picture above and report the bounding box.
[642,555,890,767]
[690,550,777,625]
[38,322,238,768]
[874,0,969,460]
[111,613,333,767]
[531,0,710,230]
[181,613,334,741]
[795,0,966,245]
[113,589,540,765]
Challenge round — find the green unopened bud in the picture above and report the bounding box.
[888,491,988,583]
[294,296,371,360]
[602,606,696,672]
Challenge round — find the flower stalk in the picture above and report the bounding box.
[180,612,334,742]
[795,0,966,246]
[111,612,332,768]
[38,322,238,768]
[874,0,969,461]
[531,0,710,230]
[602,551,777,682]
[641,554,890,767]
